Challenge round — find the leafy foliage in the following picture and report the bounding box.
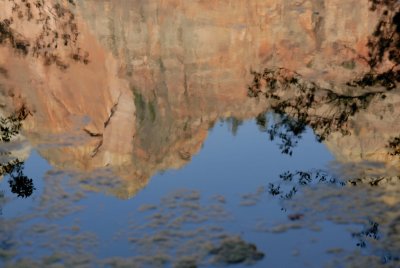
[0,105,30,142]
[0,106,35,205]
[387,136,400,156]
[249,68,384,155]
[348,0,400,90]
[267,169,343,201]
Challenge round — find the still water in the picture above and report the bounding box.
[0,0,399,267]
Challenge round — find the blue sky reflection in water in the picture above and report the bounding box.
[0,115,387,267]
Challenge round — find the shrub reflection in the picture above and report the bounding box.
[0,106,35,207]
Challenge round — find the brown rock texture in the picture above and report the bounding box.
[325,89,400,174]
[0,0,394,197]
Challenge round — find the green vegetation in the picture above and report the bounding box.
[341,59,356,70]
[132,88,157,123]
[148,100,156,122]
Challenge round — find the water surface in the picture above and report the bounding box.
[0,0,399,267]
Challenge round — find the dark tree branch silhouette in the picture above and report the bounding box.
[348,0,400,90]
[387,136,400,156]
[249,68,384,155]
[248,0,398,156]
[0,106,35,203]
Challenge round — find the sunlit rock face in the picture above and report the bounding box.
[0,0,136,172]
[0,0,388,197]
[75,0,381,177]
[78,0,377,87]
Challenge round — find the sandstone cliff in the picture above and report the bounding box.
[0,0,395,198]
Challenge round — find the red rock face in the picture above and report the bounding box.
[0,0,396,197]
[78,0,378,85]
[0,0,136,172]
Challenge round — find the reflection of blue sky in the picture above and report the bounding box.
[2,150,50,218]
[0,117,363,267]
[147,115,334,195]
[78,117,348,266]
[130,118,353,267]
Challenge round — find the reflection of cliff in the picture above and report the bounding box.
[73,0,386,188]
[0,0,388,198]
[325,90,400,168]
[249,67,400,172]
[0,0,137,197]
[77,0,378,86]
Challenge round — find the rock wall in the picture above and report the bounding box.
[0,0,392,197]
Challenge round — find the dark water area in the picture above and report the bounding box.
[0,0,399,267]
